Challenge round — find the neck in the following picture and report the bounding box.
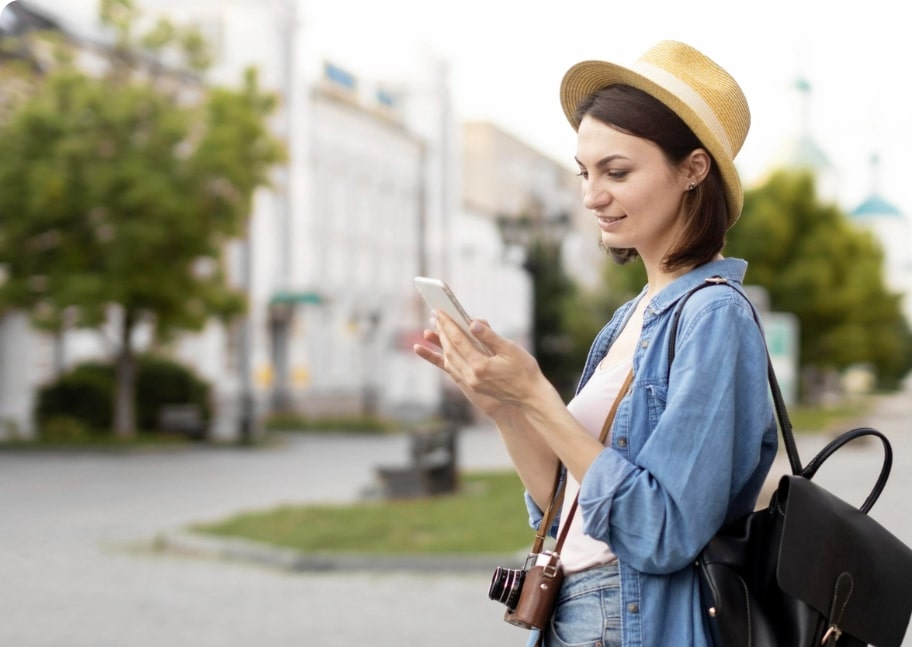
[643,265,688,299]
[641,253,723,298]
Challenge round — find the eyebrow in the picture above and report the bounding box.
[574,154,630,170]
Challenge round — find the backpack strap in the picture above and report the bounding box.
[667,276,803,475]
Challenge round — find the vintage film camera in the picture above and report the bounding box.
[488,550,564,630]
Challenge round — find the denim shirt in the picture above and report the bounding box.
[525,258,778,647]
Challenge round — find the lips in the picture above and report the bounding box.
[597,215,626,230]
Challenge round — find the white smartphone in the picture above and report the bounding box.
[414,276,489,354]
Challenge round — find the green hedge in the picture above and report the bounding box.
[35,362,113,437]
[35,355,212,439]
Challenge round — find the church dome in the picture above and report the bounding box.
[851,153,905,220]
[778,136,834,174]
[851,194,903,220]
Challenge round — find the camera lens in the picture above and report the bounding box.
[488,567,525,610]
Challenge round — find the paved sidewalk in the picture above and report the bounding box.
[0,425,523,647]
[0,382,910,647]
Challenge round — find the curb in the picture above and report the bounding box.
[153,530,519,574]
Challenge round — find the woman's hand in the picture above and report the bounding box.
[413,311,553,415]
[414,312,588,506]
[413,324,507,419]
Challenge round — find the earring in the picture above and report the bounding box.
[687,182,697,191]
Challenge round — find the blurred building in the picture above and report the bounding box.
[457,121,596,340]
[849,154,912,325]
[0,0,592,439]
[461,121,599,288]
[773,77,839,203]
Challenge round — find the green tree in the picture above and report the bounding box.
[559,252,640,392]
[727,170,912,390]
[0,0,285,437]
[525,237,581,399]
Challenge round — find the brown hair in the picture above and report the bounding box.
[574,84,728,270]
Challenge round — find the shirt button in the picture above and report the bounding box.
[617,437,628,448]
[640,340,649,349]
[628,603,639,613]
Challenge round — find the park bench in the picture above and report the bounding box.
[376,425,459,498]
[158,404,208,441]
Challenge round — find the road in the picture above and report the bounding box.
[0,382,909,647]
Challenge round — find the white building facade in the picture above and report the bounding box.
[144,0,463,435]
[0,0,457,438]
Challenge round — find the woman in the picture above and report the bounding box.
[413,41,778,647]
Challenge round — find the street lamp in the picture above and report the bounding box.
[348,305,382,417]
[496,211,572,254]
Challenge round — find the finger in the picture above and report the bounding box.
[413,329,444,365]
[436,311,482,358]
[469,318,496,342]
[413,343,444,369]
[422,327,442,349]
[432,313,478,381]
[468,319,506,357]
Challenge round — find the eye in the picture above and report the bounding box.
[607,170,629,180]
[576,169,589,180]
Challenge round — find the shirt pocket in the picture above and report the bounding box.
[644,382,668,429]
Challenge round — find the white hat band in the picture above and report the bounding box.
[633,61,733,159]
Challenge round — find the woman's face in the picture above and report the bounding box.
[575,115,691,263]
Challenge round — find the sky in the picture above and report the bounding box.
[5,0,911,217]
[301,0,912,217]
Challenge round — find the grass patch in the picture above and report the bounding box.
[193,470,531,555]
[0,431,203,452]
[787,398,872,433]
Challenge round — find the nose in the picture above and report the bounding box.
[581,179,610,212]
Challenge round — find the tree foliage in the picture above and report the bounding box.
[727,170,912,389]
[0,0,285,437]
[525,238,581,400]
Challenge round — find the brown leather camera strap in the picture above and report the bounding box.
[532,463,565,555]
[531,368,634,556]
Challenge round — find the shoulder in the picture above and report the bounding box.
[678,281,754,317]
[671,282,763,350]
[661,283,770,397]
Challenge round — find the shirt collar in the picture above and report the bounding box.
[640,258,748,318]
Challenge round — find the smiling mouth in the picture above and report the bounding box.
[598,215,626,226]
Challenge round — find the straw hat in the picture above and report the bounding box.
[560,41,750,226]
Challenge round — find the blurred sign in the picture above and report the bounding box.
[255,365,274,387]
[292,366,310,386]
[396,329,431,351]
[764,312,800,406]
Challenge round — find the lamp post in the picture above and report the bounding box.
[237,214,255,445]
[349,306,381,416]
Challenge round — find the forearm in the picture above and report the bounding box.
[522,384,606,486]
[493,406,560,510]
[497,377,605,509]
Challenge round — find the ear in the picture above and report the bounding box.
[682,148,711,188]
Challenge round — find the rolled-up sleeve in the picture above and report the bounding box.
[524,484,563,538]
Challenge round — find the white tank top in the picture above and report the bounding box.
[558,357,632,574]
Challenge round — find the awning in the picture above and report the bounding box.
[269,291,325,306]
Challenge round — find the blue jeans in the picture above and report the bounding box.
[526,562,622,647]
